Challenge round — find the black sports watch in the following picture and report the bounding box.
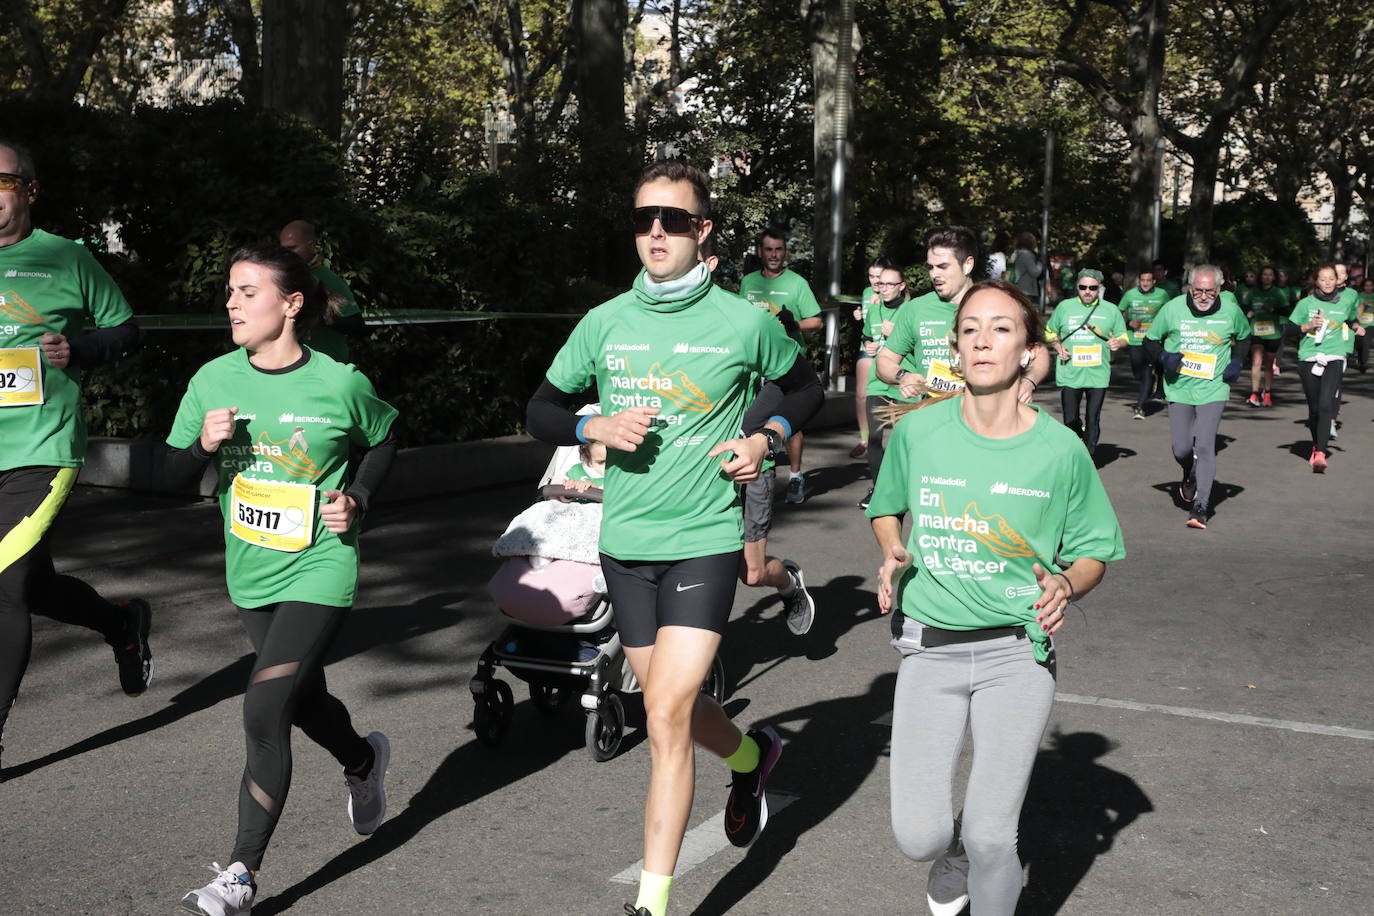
[757,426,785,461]
[895,369,909,381]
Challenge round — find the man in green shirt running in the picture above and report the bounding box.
[0,138,151,770]
[1117,265,1172,418]
[739,229,822,504]
[279,220,367,364]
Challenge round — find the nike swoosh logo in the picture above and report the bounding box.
[676,582,706,592]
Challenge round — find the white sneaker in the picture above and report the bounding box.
[780,560,815,636]
[926,846,970,916]
[346,731,391,834]
[180,862,255,916]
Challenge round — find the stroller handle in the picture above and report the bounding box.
[540,484,605,504]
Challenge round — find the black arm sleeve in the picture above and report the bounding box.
[331,312,367,338]
[163,439,213,491]
[1230,339,1249,364]
[1284,319,1304,339]
[526,378,587,446]
[69,318,140,369]
[345,428,397,516]
[751,353,823,436]
[1142,338,1163,361]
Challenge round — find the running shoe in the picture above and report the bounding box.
[784,475,806,504]
[1312,449,1327,473]
[181,862,255,916]
[1245,393,1261,407]
[1330,420,1339,440]
[926,846,971,916]
[848,441,868,458]
[114,598,153,696]
[623,907,651,916]
[1186,506,1208,529]
[1261,390,1272,407]
[1179,477,1196,505]
[780,560,815,636]
[724,725,782,848]
[857,488,872,509]
[1132,407,1145,420]
[346,731,391,834]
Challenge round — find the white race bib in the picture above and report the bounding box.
[230,475,316,553]
[0,347,43,407]
[1179,351,1217,380]
[1252,320,1276,336]
[1071,345,1103,367]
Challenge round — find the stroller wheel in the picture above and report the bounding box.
[474,679,514,746]
[530,683,567,718]
[586,693,625,762]
[700,654,726,704]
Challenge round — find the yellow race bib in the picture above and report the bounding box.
[230,475,316,553]
[1253,320,1276,336]
[0,347,43,407]
[1179,351,1217,380]
[1071,345,1103,367]
[926,359,965,392]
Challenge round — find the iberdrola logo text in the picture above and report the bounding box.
[990,481,1052,499]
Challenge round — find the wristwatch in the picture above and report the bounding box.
[895,369,909,381]
[758,427,785,461]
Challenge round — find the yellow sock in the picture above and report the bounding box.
[634,870,673,916]
[723,732,760,773]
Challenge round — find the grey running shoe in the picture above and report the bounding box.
[114,598,153,696]
[180,862,255,916]
[926,845,970,916]
[780,560,814,636]
[346,731,391,834]
[784,475,806,504]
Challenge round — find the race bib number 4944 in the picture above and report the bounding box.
[0,347,43,407]
[230,475,316,552]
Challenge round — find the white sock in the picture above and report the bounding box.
[789,471,803,480]
[779,566,798,597]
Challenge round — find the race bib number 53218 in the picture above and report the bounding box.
[0,347,43,407]
[230,475,316,552]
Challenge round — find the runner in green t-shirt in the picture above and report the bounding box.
[858,261,915,508]
[1152,259,1182,299]
[1242,265,1289,407]
[1045,269,1127,457]
[868,279,1124,916]
[0,139,153,769]
[1117,266,1171,418]
[739,229,823,504]
[279,220,367,364]
[1144,265,1251,528]
[169,243,398,916]
[1354,276,1374,372]
[1285,265,1366,472]
[850,257,887,458]
[527,161,822,916]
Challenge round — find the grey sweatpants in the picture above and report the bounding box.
[889,617,1056,916]
[1166,400,1225,510]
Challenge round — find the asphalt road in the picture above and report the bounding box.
[3,360,1372,915]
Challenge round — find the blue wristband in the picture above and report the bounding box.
[575,415,593,444]
[768,415,793,440]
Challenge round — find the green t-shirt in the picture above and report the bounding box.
[545,270,799,562]
[1159,279,1182,299]
[1046,298,1125,389]
[865,296,915,400]
[739,268,821,346]
[881,291,963,395]
[1244,287,1289,340]
[306,264,362,364]
[1145,296,1251,405]
[866,397,1125,660]
[1117,286,1171,346]
[1356,291,1374,327]
[167,348,398,608]
[565,462,603,484]
[0,229,134,471]
[1290,292,1362,360]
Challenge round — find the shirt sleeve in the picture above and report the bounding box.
[1230,304,1251,341]
[866,416,913,518]
[884,305,919,359]
[545,310,602,394]
[167,372,206,449]
[76,247,135,329]
[755,307,803,380]
[344,368,400,447]
[1144,303,1173,343]
[1057,447,1126,564]
[794,278,821,321]
[1103,304,1126,338]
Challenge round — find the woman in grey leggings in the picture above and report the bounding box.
[867,280,1125,915]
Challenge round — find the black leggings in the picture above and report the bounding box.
[1126,346,1155,408]
[1,467,125,742]
[232,601,370,869]
[599,551,742,648]
[1060,387,1107,451]
[1297,360,1343,455]
[865,395,895,479]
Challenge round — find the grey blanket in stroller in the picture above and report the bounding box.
[491,499,603,566]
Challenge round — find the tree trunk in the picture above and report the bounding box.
[1183,139,1221,269]
[0,0,133,103]
[804,0,858,295]
[1324,151,1353,262]
[573,0,630,282]
[1124,116,1163,280]
[219,0,261,106]
[261,0,348,138]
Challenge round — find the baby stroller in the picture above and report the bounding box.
[470,423,726,762]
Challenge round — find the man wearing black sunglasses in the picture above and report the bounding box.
[0,138,150,772]
[739,229,822,504]
[526,160,822,916]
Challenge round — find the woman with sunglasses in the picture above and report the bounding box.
[1286,264,1365,471]
[1044,269,1126,458]
[869,279,1124,916]
[1144,265,1250,529]
[858,259,913,508]
[167,243,398,916]
[850,257,887,458]
[526,160,822,916]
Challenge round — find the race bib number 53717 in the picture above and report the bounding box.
[230,475,316,552]
[0,347,43,407]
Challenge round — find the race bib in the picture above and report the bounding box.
[230,475,316,553]
[1071,345,1102,367]
[927,359,965,392]
[1359,313,1373,326]
[1253,320,1276,336]
[1179,350,1217,380]
[0,347,43,407]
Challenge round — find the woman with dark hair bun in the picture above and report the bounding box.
[165,242,398,915]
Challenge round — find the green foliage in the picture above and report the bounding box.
[1210,196,1323,277]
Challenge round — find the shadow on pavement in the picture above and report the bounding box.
[689,672,896,916]
[0,594,464,783]
[1017,730,1153,915]
[794,463,868,502]
[1091,444,1136,469]
[1150,481,1244,512]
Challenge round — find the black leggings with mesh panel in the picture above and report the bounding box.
[231,601,372,869]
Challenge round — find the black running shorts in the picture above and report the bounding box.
[599,550,743,648]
